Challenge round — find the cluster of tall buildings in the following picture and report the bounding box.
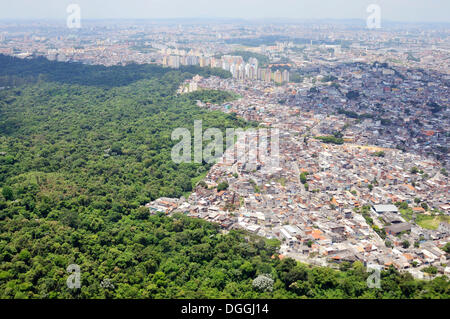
[162,54,212,69]
[220,55,259,81]
[214,54,290,84]
[162,53,290,84]
[259,68,290,84]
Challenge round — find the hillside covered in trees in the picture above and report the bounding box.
[0,56,448,299]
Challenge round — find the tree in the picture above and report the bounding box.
[217,181,229,192]
[2,186,14,201]
[402,240,410,249]
[400,281,419,298]
[314,135,344,145]
[252,274,274,292]
[300,172,308,184]
[346,90,360,100]
[240,261,255,278]
[197,180,208,189]
[422,266,437,275]
[284,265,308,285]
[395,201,408,210]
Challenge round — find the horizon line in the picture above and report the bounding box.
[0,17,449,25]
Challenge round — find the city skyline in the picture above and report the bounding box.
[1,0,450,23]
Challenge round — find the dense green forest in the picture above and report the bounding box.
[0,56,448,299]
[2,211,448,299]
[0,56,245,205]
[0,54,231,88]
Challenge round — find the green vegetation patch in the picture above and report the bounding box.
[314,136,344,145]
[416,215,450,230]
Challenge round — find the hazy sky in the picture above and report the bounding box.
[0,0,449,22]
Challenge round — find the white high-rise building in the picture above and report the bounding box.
[168,55,180,68]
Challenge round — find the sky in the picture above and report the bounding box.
[0,0,449,23]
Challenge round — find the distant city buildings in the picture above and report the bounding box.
[0,20,448,278]
[177,75,202,94]
[162,51,290,84]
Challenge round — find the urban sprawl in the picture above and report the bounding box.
[1,20,448,279]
